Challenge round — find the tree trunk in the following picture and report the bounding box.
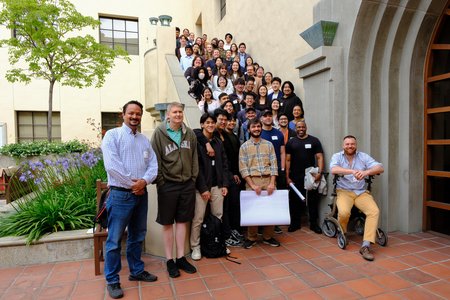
[47,80,55,142]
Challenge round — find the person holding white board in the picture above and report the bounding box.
[238,118,280,249]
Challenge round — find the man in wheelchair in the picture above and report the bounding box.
[329,135,384,261]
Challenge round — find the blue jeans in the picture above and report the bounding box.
[104,189,148,284]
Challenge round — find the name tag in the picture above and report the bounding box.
[305,144,312,149]
[233,100,238,104]
[271,136,278,140]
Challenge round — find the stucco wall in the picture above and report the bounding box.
[0,0,193,143]
[297,0,447,233]
[190,0,319,101]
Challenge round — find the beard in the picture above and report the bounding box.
[250,130,261,138]
[344,148,356,156]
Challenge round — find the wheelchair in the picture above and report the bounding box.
[321,174,388,249]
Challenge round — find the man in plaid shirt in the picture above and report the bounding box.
[239,118,280,249]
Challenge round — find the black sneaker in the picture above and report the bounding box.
[166,259,180,278]
[263,237,280,247]
[176,256,197,274]
[310,224,323,234]
[288,225,301,232]
[274,226,283,234]
[243,239,256,249]
[129,270,158,282]
[107,283,123,299]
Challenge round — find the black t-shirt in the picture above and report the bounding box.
[285,135,323,181]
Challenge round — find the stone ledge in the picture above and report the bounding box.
[0,229,94,268]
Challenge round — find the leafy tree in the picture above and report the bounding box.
[0,0,130,141]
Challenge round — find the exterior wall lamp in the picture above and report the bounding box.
[149,17,159,26]
[158,15,172,27]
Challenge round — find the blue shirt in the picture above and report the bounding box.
[102,123,158,189]
[239,53,246,69]
[329,151,382,195]
[179,55,194,71]
[261,128,285,169]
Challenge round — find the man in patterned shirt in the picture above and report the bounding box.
[239,118,280,249]
[101,100,158,299]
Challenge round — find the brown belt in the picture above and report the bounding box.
[250,174,271,178]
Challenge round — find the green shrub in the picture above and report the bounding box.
[0,149,106,244]
[0,140,88,158]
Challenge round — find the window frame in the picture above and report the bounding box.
[16,111,61,142]
[101,112,122,137]
[99,16,139,55]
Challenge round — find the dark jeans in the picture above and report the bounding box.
[105,189,148,284]
[223,178,241,238]
[288,183,320,228]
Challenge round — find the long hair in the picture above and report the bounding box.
[202,87,214,113]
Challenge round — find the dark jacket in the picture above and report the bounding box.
[280,93,304,121]
[229,93,244,113]
[194,129,229,194]
[188,67,209,101]
[184,67,196,84]
[268,91,284,101]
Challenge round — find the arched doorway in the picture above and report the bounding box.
[423,1,450,235]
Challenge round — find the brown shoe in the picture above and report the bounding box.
[359,246,374,261]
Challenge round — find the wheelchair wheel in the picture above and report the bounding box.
[337,231,347,249]
[322,219,337,237]
[376,228,388,246]
[354,217,365,236]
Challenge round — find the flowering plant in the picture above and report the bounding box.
[0,149,106,244]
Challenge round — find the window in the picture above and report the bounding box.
[220,0,227,20]
[423,2,450,235]
[99,16,139,55]
[101,112,122,136]
[16,111,61,142]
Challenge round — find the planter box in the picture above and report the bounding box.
[0,229,93,268]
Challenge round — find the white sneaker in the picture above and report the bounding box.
[191,247,201,261]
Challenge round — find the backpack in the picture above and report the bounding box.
[93,188,110,230]
[200,213,228,258]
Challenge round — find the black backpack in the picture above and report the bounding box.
[93,188,110,230]
[200,213,228,258]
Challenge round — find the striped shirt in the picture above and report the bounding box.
[102,123,158,189]
[239,138,278,178]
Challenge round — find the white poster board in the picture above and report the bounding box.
[240,189,291,226]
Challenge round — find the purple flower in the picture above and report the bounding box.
[81,150,99,168]
[34,177,44,185]
[25,170,34,179]
[34,161,44,170]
